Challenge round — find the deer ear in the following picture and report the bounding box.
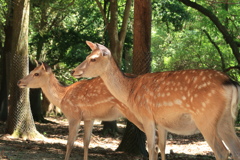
[95,43,111,57]
[34,59,42,67]
[41,62,51,72]
[86,41,97,51]
[102,49,110,56]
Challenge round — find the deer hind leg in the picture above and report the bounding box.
[217,110,240,160]
[143,121,158,160]
[194,116,229,160]
[83,120,94,160]
[65,120,81,160]
[156,127,167,160]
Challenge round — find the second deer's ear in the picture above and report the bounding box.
[102,49,110,57]
[34,59,42,67]
[96,43,111,57]
[41,62,51,72]
[41,62,47,71]
[86,41,97,51]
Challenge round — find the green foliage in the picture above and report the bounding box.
[152,0,191,31]
[29,0,104,84]
[1,0,239,84]
[151,0,240,81]
[0,0,7,44]
[28,0,134,84]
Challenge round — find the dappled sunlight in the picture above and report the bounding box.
[0,118,239,159]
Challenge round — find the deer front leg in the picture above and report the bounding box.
[83,120,94,160]
[65,120,80,160]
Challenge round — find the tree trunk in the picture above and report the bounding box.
[42,93,51,116]
[5,0,42,139]
[30,88,44,122]
[96,0,143,147]
[117,120,148,157]
[96,0,148,156]
[117,0,152,158]
[108,0,132,67]
[0,78,8,121]
[96,0,132,67]
[101,121,119,136]
[0,47,8,121]
[0,1,13,122]
[132,0,152,74]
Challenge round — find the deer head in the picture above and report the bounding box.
[72,41,112,78]
[17,61,52,88]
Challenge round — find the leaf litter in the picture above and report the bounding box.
[0,117,239,160]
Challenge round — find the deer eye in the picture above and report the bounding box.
[90,58,96,62]
[34,73,39,76]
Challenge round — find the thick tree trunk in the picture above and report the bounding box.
[117,0,152,158]
[132,0,152,74]
[5,0,42,139]
[96,0,148,156]
[117,120,148,157]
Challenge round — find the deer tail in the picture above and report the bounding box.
[231,82,240,120]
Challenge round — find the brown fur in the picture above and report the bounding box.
[18,62,143,160]
[72,41,240,160]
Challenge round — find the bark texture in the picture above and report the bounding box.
[6,0,42,139]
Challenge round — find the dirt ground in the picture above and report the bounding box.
[0,117,239,160]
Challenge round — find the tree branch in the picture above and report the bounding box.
[119,0,132,42]
[95,0,108,25]
[178,0,240,64]
[202,29,225,70]
[108,0,118,40]
[51,0,76,12]
[224,65,240,72]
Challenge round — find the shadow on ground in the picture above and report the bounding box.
[0,118,238,160]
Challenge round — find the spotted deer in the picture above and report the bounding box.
[17,61,143,160]
[72,41,240,160]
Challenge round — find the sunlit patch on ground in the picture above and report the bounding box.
[0,117,239,160]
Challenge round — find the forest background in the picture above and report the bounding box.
[0,0,240,159]
[1,0,239,87]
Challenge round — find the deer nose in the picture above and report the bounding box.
[71,70,75,75]
[17,80,21,85]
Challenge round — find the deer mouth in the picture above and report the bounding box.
[71,70,83,78]
[73,74,82,79]
[18,84,27,88]
[17,81,27,88]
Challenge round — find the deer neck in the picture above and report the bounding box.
[41,74,67,108]
[100,59,132,105]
